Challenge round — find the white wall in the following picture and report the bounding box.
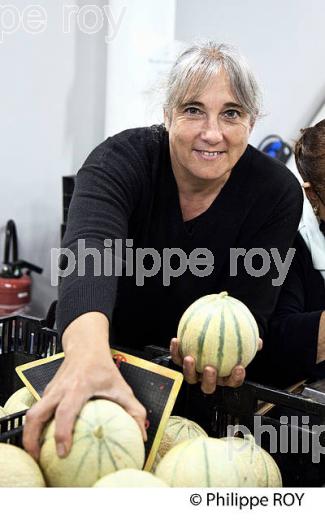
[1,0,324,319]
[175,0,325,146]
[105,0,177,136]
[0,0,177,319]
[0,0,107,317]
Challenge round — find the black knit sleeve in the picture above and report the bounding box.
[247,234,323,386]
[266,241,321,382]
[56,130,148,339]
[226,168,304,340]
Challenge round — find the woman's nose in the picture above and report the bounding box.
[200,117,223,143]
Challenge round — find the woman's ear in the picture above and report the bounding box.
[163,109,170,131]
[249,118,255,134]
[303,182,320,213]
[303,182,318,203]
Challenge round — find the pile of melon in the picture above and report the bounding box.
[0,396,149,487]
[0,292,281,487]
[0,400,281,487]
[0,387,44,487]
[154,427,282,487]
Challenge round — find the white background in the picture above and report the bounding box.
[0,487,319,519]
[0,0,324,317]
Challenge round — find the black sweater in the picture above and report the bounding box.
[57,125,303,351]
[247,232,325,387]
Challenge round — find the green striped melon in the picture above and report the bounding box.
[177,292,259,376]
[0,443,45,487]
[3,387,37,427]
[152,416,207,471]
[4,387,36,415]
[220,434,282,487]
[39,399,145,487]
[93,469,168,487]
[155,436,258,487]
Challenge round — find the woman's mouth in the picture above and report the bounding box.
[193,150,226,160]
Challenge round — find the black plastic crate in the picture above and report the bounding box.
[62,175,76,224]
[0,314,61,446]
[61,223,66,241]
[175,378,325,486]
[2,314,325,485]
[62,175,76,196]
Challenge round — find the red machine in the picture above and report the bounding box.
[0,220,42,317]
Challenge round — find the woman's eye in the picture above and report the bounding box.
[184,106,202,116]
[223,109,241,119]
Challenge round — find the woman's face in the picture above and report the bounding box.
[165,69,253,189]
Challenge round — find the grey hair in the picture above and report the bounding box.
[163,41,262,123]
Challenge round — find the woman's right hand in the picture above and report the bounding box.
[170,337,263,393]
[23,313,147,460]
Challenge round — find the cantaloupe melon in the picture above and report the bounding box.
[155,436,258,487]
[220,434,282,487]
[4,387,36,415]
[0,443,45,487]
[177,292,259,376]
[39,399,145,487]
[93,469,168,487]
[3,387,37,427]
[152,416,207,471]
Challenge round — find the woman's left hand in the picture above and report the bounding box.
[170,337,262,394]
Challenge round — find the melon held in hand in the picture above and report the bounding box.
[177,292,259,376]
[39,399,145,487]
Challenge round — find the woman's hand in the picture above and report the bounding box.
[23,313,147,460]
[170,337,263,393]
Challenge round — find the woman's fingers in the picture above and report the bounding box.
[119,396,148,442]
[200,366,217,394]
[23,393,60,460]
[170,338,199,384]
[170,337,182,366]
[169,337,247,391]
[98,375,148,442]
[183,356,199,384]
[222,365,246,388]
[53,392,90,457]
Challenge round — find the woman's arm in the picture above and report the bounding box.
[248,237,324,386]
[56,133,144,337]
[227,178,303,340]
[24,129,152,459]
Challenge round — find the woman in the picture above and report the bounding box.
[248,120,325,388]
[23,42,303,460]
